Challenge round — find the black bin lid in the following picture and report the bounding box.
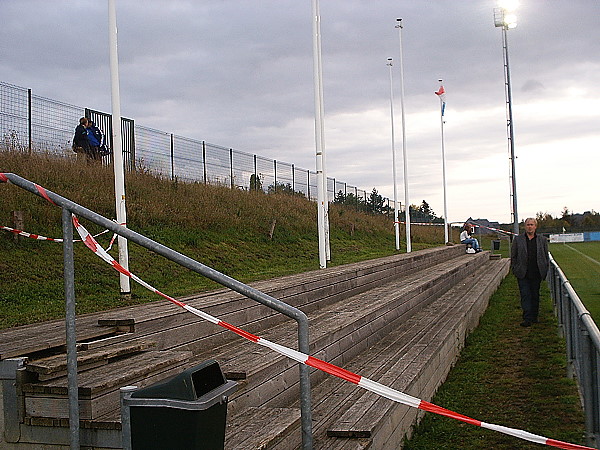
[130,359,226,401]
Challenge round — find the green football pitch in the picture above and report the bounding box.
[549,241,600,323]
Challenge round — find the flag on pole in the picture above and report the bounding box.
[435,84,446,116]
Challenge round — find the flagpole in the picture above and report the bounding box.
[436,79,449,243]
[396,18,411,253]
[387,58,400,250]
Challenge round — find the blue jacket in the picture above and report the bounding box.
[87,126,102,147]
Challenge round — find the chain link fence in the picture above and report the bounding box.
[1,81,401,212]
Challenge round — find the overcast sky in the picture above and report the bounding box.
[1,0,598,224]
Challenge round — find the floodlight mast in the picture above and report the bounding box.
[494,5,519,237]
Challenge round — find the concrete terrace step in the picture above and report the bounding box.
[220,253,496,448]
[21,350,192,421]
[0,246,509,449]
[24,340,156,381]
[0,245,464,362]
[269,258,510,449]
[219,252,488,414]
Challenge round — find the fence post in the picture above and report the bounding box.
[170,133,174,181]
[580,329,598,447]
[62,207,80,449]
[254,154,258,191]
[274,160,277,192]
[202,141,207,184]
[230,148,234,188]
[27,88,32,153]
[292,164,295,192]
[307,169,310,199]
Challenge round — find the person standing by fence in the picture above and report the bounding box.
[72,117,91,157]
[510,217,549,327]
[86,120,103,160]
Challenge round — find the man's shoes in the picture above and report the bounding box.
[520,321,532,327]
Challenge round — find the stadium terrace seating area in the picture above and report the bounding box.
[0,245,509,449]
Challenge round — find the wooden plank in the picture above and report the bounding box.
[24,356,192,420]
[325,260,507,439]
[25,340,156,378]
[225,407,301,449]
[22,350,191,396]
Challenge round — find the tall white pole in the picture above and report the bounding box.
[315,4,331,261]
[108,0,130,294]
[312,0,327,269]
[436,80,449,243]
[387,58,400,251]
[396,18,411,253]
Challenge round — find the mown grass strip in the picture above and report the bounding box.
[549,242,600,322]
[403,274,586,449]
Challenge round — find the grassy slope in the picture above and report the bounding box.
[0,149,446,328]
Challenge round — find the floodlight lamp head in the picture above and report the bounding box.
[395,18,403,29]
[494,7,517,29]
[498,0,519,12]
[504,13,518,28]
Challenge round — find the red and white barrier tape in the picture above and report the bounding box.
[467,222,517,237]
[395,221,445,226]
[2,225,112,244]
[70,213,591,450]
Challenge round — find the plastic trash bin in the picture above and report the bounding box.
[125,359,237,450]
[492,240,501,251]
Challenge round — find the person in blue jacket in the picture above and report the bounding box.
[86,120,103,160]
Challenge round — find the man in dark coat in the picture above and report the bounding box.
[73,117,91,156]
[510,217,549,327]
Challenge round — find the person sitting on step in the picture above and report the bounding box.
[460,223,481,253]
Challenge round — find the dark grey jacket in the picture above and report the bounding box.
[510,233,549,279]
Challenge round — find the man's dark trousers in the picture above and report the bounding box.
[517,277,542,323]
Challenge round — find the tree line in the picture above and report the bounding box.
[249,178,443,224]
[536,208,600,233]
[334,188,443,223]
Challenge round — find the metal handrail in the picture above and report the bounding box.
[1,172,313,449]
[548,253,600,448]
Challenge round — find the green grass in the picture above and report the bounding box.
[403,275,587,449]
[549,241,600,322]
[0,149,445,328]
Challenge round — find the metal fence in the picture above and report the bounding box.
[548,253,600,448]
[1,81,400,211]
